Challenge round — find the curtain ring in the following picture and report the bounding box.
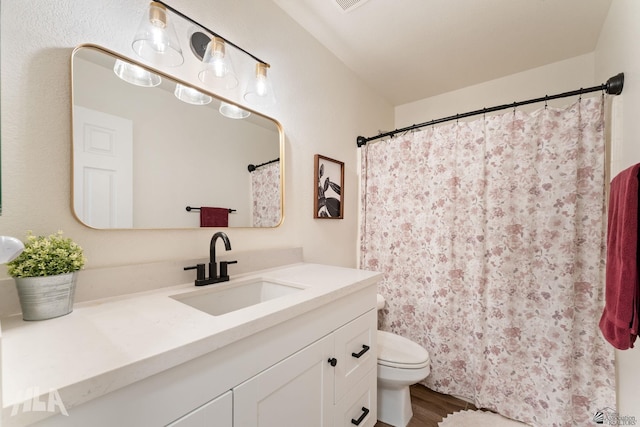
[544,95,548,109]
[579,88,583,102]
[512,102,517,115]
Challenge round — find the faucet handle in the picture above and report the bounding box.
[184,264,206,282]
[220,260,238,278]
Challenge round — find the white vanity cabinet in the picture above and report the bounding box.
[234,333,334,426]
[23,280,378,427]
[234,309,377,427]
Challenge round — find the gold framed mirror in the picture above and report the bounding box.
[71,45,283,229]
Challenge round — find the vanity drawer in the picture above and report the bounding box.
[334,367,377,427]
[333,309,377,402]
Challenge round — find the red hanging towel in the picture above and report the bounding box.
[200,207,229,227]
[599,163,640,349]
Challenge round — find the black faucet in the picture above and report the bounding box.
[209,231,231,280]
[184,232,237,286]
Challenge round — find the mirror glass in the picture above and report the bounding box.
[71,45,283,229]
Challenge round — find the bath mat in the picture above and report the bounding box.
[438,409,529,427]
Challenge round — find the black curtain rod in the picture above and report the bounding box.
[356,73,625,147]
[247,158,280,172]
[154,0,269,66]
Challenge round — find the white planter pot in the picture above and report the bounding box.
[14,272,78,321]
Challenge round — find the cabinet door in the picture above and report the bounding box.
[166,390,232,427]
[233,334,334,427]
[333,310,377,402]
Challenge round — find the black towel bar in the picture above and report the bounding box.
[186,206,236,213]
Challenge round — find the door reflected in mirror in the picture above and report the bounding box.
[71,45,283,229]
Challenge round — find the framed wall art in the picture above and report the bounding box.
[314,154,344,219]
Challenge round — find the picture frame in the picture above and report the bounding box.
[314,154,344,219]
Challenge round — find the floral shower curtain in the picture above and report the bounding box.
[360,97,615,426]
[250,162,281,227]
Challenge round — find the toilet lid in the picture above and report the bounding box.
[377,330,430,369]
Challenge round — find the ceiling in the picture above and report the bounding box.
[273,0,612,106]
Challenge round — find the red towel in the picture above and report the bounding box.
[599,163,640,349]
[200,207,229,227]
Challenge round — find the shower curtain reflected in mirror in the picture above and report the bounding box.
[250,162,281,227]
[360,97,615,426]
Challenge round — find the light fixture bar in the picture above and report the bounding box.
[153,0,270,67]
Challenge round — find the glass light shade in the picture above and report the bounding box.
[198,37,239,90]
[113,59,162,87]
[132,2,184,67]
[244,63,276,107]
[174,83,213,105]
[219,101,250,119]
[0,236,25,264]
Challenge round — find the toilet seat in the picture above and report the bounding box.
[377,330,430,369]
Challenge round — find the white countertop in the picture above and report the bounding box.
[1,263,382,421]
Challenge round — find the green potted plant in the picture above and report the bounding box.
[6,231,86,321]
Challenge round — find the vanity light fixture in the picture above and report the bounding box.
[113,59,162,87]
[132,1,184,67]
[219,101,251,119]
[198,37,239,90]
[134,1,275,108]
[174,83,213,105]
[244,62,276,107]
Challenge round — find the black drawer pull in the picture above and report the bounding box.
[351,407,370,425]
[351,344,370,359]
[328,357,338,367]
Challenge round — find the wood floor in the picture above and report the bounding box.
[375,384,477,427]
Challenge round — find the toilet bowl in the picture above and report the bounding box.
[376,295,430,427]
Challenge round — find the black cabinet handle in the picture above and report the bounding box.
[351,407,369,425]
[328,357,337,367]
[351,344,370,359]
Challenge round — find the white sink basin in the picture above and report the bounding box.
[171,279,305,316]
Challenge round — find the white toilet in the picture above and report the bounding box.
[376,294,431,427]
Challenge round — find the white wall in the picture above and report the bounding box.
[0,1,392,275]
[595,0,640,421]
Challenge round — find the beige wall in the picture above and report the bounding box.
[395,53,596,128]
[0,1,392,275]
[595,0,640,421]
